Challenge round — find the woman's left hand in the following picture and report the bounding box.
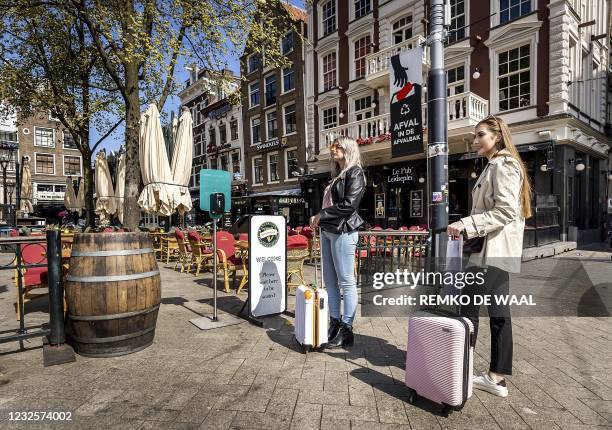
[447,221,465,239]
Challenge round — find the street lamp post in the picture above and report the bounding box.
[6,180,15,226]
[0,143,19,227]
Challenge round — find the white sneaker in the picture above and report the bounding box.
[473,372,508,397]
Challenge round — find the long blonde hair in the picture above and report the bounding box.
[477,116,532,218]
[330,136,363,181]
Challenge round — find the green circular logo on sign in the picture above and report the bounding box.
[257,222,279,248]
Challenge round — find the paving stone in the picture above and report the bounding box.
[290,402,322,429]
[213,394,270,413]
[230,411,292,429]
[297,389,349,406]
[321,404,378,422]
[319,418,350,430]
[199,409,236,430]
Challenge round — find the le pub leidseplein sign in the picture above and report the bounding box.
[390,47,424,158]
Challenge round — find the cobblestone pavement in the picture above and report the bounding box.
[0,244,611,429]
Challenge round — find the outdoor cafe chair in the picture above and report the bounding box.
[161,236,180,264]
[215,231,248,294]
[14,242,49,321]
[174,230,192,273]
[186,231,213,276]
[286,235,309,292]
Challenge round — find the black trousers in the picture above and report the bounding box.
[461,265,513,375]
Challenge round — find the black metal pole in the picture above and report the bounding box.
[46,229,65,345]
[427,0,449,264]
[16,157,23,224]
[2,165,6,213]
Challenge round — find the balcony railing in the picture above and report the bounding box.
[366,35,428,82]
[319,92,489,151]
[422,92,489,128]
[320,113,392,149]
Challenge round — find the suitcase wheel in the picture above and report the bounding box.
[301,344,310,355]
[441,405,450,417]
[407,389,417,405]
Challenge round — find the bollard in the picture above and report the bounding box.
[46,229,65,345]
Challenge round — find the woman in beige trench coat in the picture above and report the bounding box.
[447,115,532,398]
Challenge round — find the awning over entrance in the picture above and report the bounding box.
[247,187,302,198]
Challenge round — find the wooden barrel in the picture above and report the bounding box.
[65,232,161,357]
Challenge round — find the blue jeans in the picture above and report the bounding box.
[321,230,358,327]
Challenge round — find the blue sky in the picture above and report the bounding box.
[92,0,306,156]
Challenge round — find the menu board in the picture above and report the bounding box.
[410,190,423,218]
[249,215,287,317]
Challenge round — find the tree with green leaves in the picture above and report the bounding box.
[0,2,122,228]
[69,0,299,230]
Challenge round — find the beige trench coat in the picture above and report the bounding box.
[461,149,525,273]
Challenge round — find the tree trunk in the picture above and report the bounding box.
[122,62,142,230]
[80,140,95,228]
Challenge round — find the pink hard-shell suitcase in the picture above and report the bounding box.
[405,309,474,416]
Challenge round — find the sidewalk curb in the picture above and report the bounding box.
[521,241,577,262]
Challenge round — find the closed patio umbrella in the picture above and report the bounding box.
[75,178,85,216]
[19,157,34,213]
[170,107,193,215]
[115,152,126,223]
[64,176,78,212]
[138,104,174,216]
[95,150,116,222]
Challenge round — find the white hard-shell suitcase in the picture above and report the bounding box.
[405,309,474,416]
[294,230,328,353]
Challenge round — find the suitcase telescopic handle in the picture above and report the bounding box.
[314,227,322,289]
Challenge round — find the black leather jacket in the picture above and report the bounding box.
[319,165,366,234]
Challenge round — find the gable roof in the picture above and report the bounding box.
[283,2,307,22]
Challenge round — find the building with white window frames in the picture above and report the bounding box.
[240,2,309,227]
[178,68,241,224]
[0,108,83,218]
[304,0,610,246]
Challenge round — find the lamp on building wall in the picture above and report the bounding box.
[540,164,548,172]
[339,110,346,119]
[472,67,481,80]
[470,171,478,179]
[418,176,425,184]
[569,158,586,172]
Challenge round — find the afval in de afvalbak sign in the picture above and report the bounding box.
[390,46,424,158]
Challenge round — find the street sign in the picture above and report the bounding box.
[390,47,424,158]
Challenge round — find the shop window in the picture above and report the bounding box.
[498,44,530,111]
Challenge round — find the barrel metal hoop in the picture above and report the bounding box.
[69,326,156,344]
[68,304,160,321]
[71,248,154,257]
[66,270,160,283]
